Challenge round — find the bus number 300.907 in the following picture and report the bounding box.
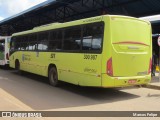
[84,54,97,60]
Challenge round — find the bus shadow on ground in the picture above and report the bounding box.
[0,65,12,70]
[0,70,140,110]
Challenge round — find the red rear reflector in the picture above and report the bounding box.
[148,58,152,74]
[107,58,113,76]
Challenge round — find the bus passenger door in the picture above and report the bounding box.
[25,34,38,74]
[34,51,42,74]
[36,32,49,75]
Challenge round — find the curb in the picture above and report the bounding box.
[143,84,160,90]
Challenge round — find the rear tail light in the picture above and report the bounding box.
[148,58,152,74]
[6,53,9,60]
[107,58,113,76]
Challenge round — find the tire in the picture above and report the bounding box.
[48,67,59,86]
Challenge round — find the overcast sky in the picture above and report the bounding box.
[0,0,47,21]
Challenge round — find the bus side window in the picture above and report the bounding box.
[49,31,57,50]
[21,36,28,50]
[63,26,81,51]
[10,38,15,51]
[28,34,37,51]
[14,37,21,50]
[48,30,62,51]
[82,22,104,52]
[56,30,63,50]
[38,32,48,51]
[82,36,92,50]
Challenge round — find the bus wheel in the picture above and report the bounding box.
[48,67,58,86]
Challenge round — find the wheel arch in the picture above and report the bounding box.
[15,59,19,69]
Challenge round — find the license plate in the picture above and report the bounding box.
[128,79,137,84]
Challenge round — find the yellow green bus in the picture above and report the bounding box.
[9,15,152,87]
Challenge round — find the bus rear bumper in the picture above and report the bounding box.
[102,74,151,88]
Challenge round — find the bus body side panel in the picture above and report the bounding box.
[9,16,104,87]
[10,51,102,87]
[22,52,40,74]
[47,53,102,87]
[9,51,41,74]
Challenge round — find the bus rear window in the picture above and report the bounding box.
[111,18,150,46]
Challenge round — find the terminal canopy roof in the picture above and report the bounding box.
[1,0,160,35]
